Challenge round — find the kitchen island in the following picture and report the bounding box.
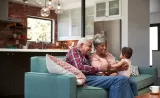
[0,49,69,52]
[0,49,69,98]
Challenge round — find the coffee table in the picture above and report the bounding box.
[135,92,160,98]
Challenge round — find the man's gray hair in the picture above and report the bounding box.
[93,33,107,48]
[77,37,91,47]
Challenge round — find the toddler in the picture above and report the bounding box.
[117,47,133,78]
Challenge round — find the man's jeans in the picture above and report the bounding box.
[86,75,134,98]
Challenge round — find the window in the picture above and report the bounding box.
[150,24,159,65]
[150,27,158,50]
[27,16,54,43]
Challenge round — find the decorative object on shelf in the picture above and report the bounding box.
[13,33,17,38]
[37,0,63,16]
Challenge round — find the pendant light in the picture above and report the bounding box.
[47,0,55,10]
[55,0,63,14]
[40,0,50,17]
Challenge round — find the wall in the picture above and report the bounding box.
[150,12,160,24]
[152,51,160,76]
[152,51,160,86]
[128,0,150,66]
[121,0,128,47]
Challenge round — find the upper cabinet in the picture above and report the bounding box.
[85,6,94,39]
[94,0,121,21]
[58,8,81,41]
[58,6,95,41]
[58,10,70,41]
[71,8,81,37]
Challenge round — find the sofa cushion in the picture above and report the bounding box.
[132,74,154,90]
[31,56,48,73]
[77,86,107,98]
[56,56,66,61]
[31,56,66,73]
[46,54,86,85]
[131,65,140,76]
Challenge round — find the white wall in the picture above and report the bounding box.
[128,0,150,66]
[121,0,128,47]
[153,51,160,77]
[150,12,160,24]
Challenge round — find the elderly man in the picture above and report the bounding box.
[66,37,134,98]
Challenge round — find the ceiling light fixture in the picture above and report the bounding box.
[36,0,63,16]
[40,0,50,17]
[55,3,63,14]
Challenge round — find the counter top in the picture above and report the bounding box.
[0,49,69,52]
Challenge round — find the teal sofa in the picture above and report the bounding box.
[25,56,158,98]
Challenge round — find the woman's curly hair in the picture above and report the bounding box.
[93,33,107,48]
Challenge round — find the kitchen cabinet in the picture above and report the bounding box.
[0,52,30,97]
[94,0,121,21]
[58,7,95,40]
[0,51,67,98]
[0,52,11,96]
[58,8,81,41]
[85,6,94,39]
[58,10,70,41]
[71,8,81,37]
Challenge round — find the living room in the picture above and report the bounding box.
[0,0,159,98]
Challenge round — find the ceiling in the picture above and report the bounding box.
[10,0,160,13]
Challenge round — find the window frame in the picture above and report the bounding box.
[150,23,160,50]
[27,16,54,43]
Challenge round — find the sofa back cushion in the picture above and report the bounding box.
[31,56,48,73]
[30,56,66,73]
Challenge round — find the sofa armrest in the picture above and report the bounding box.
[25,72,77,98]
[139,67,158,85]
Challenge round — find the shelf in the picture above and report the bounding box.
[9,26,31,29]
[9,38,30,40]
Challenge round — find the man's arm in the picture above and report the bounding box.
[67,49,99,75]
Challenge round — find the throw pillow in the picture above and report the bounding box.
[46,54,86,85]
[130,65,140,76]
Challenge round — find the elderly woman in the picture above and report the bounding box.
[90,34,138,96]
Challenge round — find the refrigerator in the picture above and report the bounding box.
[94,19,121,57]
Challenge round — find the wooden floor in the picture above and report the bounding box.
[135,92,160,98]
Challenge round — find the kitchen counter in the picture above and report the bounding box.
[0,49,69,52]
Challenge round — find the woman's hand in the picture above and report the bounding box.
[107,64,111,70]
[109,72,117,76]
[99,64,110,72]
